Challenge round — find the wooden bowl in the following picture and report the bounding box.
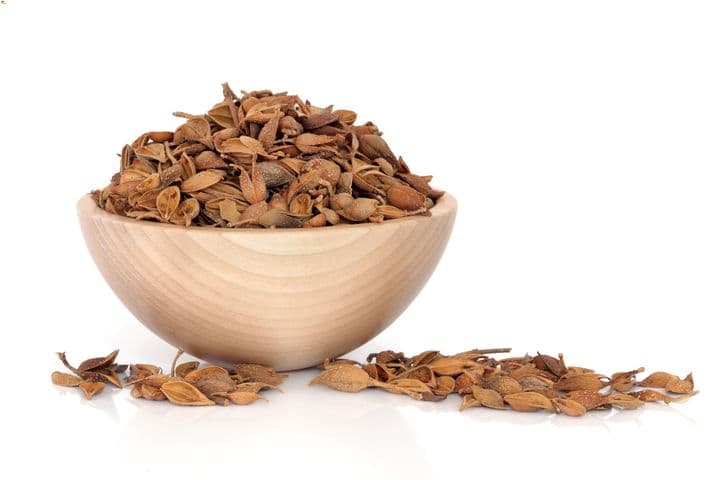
[77,194,457,371]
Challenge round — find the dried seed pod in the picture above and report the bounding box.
[470,386,505,409]
[665,373,694,394]
[257,161,296,187]
[194,151,227,170]
[156,186,181,220]
[160,380,215,406]
[78,381,105,400]
[180,170,224,192]
[387,185,426,211]
[174,361,200,378]
[309,365,373,393]
[552,398,587,417]
[564,390,606,410]
[504,391,555,412]
[258,208,304,228]
[358,134,397,166]
[554,373,606,391]
[141,384,167,401]
[637,371,676,388]
[341,198,378,222]
[51,371,82,387]
[485,375,523,396]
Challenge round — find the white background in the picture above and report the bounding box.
[1,0,718,477]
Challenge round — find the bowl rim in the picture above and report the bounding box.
[77,193,457,234]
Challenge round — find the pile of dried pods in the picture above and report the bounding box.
[52,349,284,406]
[309,349,698,416]
[92,83,442,228]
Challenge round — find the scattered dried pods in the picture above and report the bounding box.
[93,83,443,228]
[308,349,698,417]
[52,348,283,406]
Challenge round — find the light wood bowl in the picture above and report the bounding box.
[77,194,457,371]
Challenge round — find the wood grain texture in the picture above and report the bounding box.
[77,194,457,371]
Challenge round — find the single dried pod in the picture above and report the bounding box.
[309,365,373,393]
[258,161,296,188]
[51,371,82,387]
[129,363,161,378]
[156,186,181,220]
[159,164,184,187]
[218,198,243,224]
[459,394,483,411]
[552,398,587,417]
[517,374,555,390]
[278,116,304,136]
[141,384,167,401]
[135,143,167,163]
[177,117,213,148]
[78,381,105,400]
[665,373,694,394]
[160,380,215,406]
[397,365,435,384]
[223,391,267,405]
[301,112,338,130]
[184,366,237,396]
[269,193,289,211]
[258,208,304,228]
[148,131,174,142]
[174,361,200,378]
[565,390,606,410]
[239,164,267,204]
[637,371,676,388]
[294,133,335,154]
[602,392,644,410]
[454,372,478,394]
[301,158,341,185]
[435,376,456,394]
[289,193,314,216]
[533,353,567,378]
[609,367,645,392]
[428,357,476,376]
[74,349,120,372]
[318,207,340,225]
[471,386,505,409]
[239,201,269,223]
[195,151,228,170]
[367,350,406,364]
[485,375,523,396]
[136,173,161,193]
[358,134,397,166]
[504,391,555,412]
[170,198,200,226]
[207,102,236,129]
[304,213,327,227]
[334,109,357,124]
[377,205,408,219]
[337,172,353,194]
[341,198,378,222]
[387,185,426,211]
[258,111,281,151]
[330,192,354,211]
[180,170,224,193]
[554,373,606,391]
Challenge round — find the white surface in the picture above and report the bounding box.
[0,0,718,478]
